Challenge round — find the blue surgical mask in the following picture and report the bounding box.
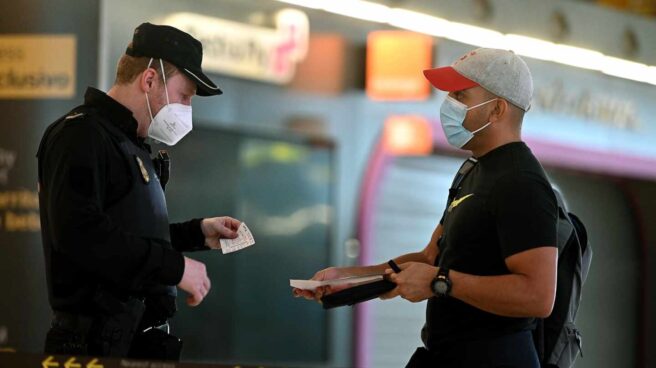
[440,95,497,148]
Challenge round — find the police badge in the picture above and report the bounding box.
[134,155,150,184]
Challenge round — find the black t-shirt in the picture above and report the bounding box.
[424,142,558,349]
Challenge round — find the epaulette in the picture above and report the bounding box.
[64,112,85,121]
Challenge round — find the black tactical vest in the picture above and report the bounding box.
[95,117,177,300]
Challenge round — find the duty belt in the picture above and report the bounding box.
[142,322,170,334]
[52,311,94,335]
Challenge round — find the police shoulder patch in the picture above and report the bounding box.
[64,112,85,121]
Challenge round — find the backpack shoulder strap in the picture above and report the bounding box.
[569,212,593,283]
[448,157,478,204]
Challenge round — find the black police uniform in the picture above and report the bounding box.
[37,87,210,359]
[411,142,558,367]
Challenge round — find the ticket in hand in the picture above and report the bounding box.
[219,223,255,254]
[290,274,384,291]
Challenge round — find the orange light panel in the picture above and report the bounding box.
[366,31,433,101]
[291,34,347,95]
[382,115,433,155]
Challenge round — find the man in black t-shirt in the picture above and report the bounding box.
[294,48,558,367]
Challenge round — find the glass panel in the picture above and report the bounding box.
[166,126,333,365]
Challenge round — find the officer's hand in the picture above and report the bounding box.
[201,216,241,249]
[292,267,352,303]
[381,262,437,303]
[178,256,211,307]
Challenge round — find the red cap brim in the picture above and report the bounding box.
[423,66,478,92]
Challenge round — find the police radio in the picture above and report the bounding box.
[152,150,170,191]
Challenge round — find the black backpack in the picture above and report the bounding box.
[533,187,593,368]
[449,158,592,368]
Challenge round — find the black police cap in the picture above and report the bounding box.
[125,22,222,96]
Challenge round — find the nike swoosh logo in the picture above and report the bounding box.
[448,193,474,212]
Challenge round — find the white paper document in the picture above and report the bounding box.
[290,274,384,291]
[220,223,255,254]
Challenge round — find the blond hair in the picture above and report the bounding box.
[114,44,178,85]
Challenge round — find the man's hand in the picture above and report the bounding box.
[201,216,241,249]
[382,262,438,303]
[178,256,211,306]
[292,267,352,302]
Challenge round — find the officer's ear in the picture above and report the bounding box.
[140,68,158,93]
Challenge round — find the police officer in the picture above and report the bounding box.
[37,23,241,360]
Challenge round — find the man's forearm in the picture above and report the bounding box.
[450,271,554,318]
[343,251,432,276]
[394,252,433,268]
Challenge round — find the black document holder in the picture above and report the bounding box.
[320,279,396,309]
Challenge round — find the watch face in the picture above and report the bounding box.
[432,278,448,296]
[435,280,448,295]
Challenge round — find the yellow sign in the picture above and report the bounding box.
[87,358,103,368]
[40,356,103,368]
[0,34,76,99]
[0,189,40,233]
[64,357,81,368]
[42,356,59,368]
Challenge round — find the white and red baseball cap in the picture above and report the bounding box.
[423,48,533,111]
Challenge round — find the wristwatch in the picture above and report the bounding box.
[431,267,452,297]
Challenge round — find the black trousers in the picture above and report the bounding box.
[406,330,540,368]
[44,313,182,361]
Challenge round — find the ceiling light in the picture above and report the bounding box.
[275,0,656,86]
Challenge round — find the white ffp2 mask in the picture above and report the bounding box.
[145,58,192,146]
